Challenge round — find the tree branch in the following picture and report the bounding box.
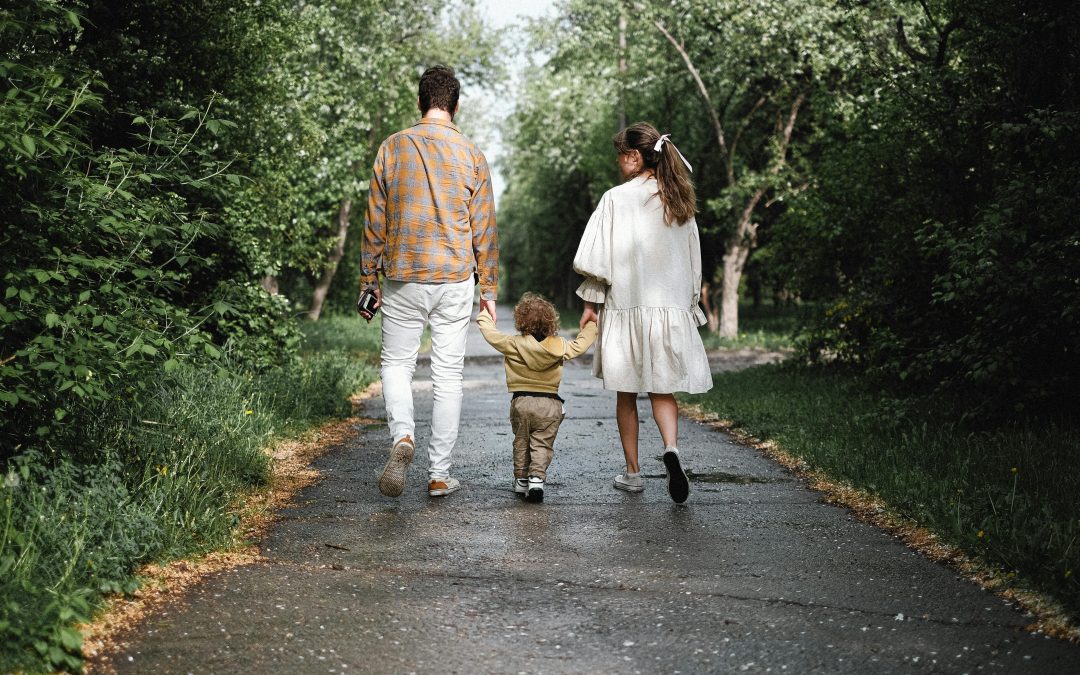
[895,17,931,64]
[934,17,965,68]
[896,15,964,68]
[765,181,810,208]
[916,0,938,28]
[652,19,733,184]
[771,92,805,174]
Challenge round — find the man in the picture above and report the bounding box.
[360,65,498,498]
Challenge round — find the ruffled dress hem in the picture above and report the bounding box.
[595,305,713,394]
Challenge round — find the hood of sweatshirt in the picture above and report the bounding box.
[518,335,566,371]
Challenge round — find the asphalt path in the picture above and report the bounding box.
[114,308,1080,673]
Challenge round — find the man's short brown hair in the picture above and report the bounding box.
[419,65,460,115]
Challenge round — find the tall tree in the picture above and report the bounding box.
[632,0,853,337]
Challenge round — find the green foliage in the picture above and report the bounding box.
[499,61,619,306]
[688,364,1080,619]
[210,282,304,372]
[500,0,856,323]
[697,302,806,351]
[772,0,1080,419]
[0,331,378,673]
[1,0,488,671]
[300,314,384,360]
[1,2,231,449]
[504,0,1080,421]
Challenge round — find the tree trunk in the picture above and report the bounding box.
[720,242,754,339]
[307,198,352,321]
[718,189,765,338]
[719,248,743,339]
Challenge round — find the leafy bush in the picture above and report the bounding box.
[772,2,1080,421]
[0,349,376,673]
[1,4,235,452]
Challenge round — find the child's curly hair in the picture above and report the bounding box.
[514,292,560,340]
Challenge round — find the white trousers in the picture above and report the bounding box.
[379,277,474,479]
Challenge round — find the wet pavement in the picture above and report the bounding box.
[114,312,1080,673]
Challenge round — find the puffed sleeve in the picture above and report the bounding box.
[573,191,615,304]
[688,219,707,326]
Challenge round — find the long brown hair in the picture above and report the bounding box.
[613,122,696,225]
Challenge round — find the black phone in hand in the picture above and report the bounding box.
[357,289,379,320]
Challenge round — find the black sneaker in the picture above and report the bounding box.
[526,476,544,503]
[663,448,690,503]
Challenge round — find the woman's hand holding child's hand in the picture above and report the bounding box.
[580,302,599,330]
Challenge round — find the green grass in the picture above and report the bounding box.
[698,302,806,351]
[685,364,1080,619]
[300,313,383,359]
[0,318,380,673]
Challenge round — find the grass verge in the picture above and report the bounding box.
[684,363,1080,635]
[0,316,380,673]
[697,302,807,351]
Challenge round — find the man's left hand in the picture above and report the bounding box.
[479,298,497,323]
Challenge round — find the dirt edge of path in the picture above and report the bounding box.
[80,382,383,673]
[681,402,1080,645]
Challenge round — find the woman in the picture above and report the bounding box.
[573,122,712,504]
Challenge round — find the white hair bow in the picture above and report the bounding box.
[652,134,693,173]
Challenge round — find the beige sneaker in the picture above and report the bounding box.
[428,476,461,497]
[377,435,414,497]
[614,470,645,492]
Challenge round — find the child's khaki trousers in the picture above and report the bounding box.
[509,394,565,480]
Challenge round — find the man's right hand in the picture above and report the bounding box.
[356,287,382,320]
[479,299,497,323]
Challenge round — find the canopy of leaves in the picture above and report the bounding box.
[772,0,1080,420]
[500,0,1079,421]
[1,0,502,455]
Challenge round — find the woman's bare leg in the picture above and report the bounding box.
[616,391,640,473]
[649,393,679,449]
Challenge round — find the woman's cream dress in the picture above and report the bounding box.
[573,175,712,394]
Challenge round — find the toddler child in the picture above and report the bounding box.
[477,293,597,502]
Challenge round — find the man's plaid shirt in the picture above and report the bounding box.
[361,117,498,300]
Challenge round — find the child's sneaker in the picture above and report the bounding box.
[378,435,414,497]
[662,447,690,503]
[513,478,528,495]
[526,476,544,503]
[613,470,644,492]
[428,476,461,497]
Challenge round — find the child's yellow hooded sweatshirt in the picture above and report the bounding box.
[477,311,597,394]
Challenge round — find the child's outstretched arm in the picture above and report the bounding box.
[563,320,598,360]
[477,308,516,356]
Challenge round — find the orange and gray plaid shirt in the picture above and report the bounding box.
[361,117,498,300]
